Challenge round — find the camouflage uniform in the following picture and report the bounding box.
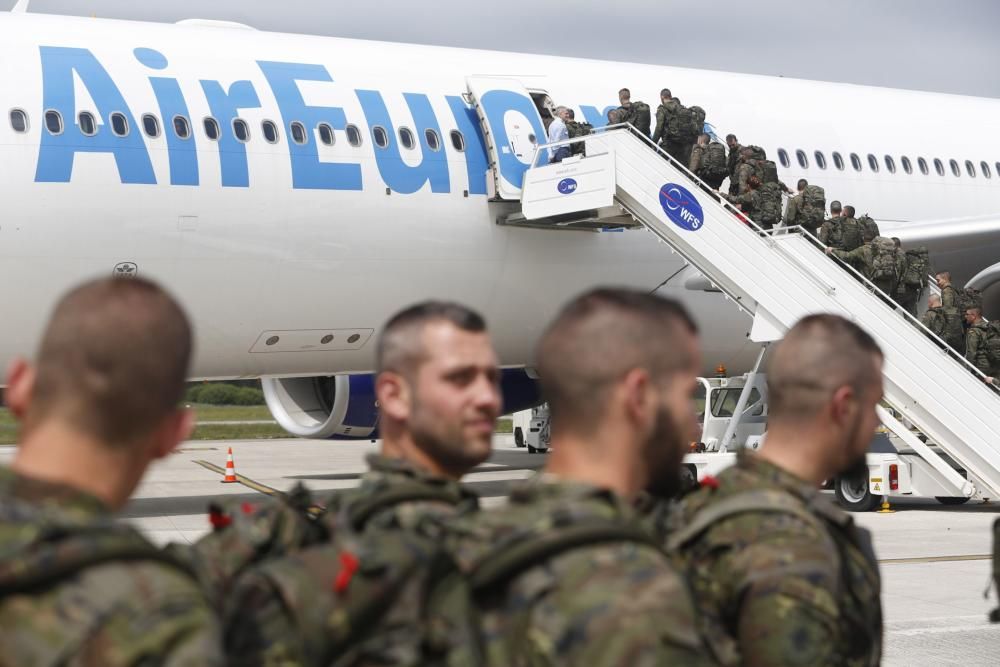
[783,192,804,228]
[966,319,993,374]
[819,216,842,247]
[894,247,919,316]
[940,284,967,353]
[221,455,479,665]
[0,466,223,666]
[831,241,897,296]
[449,476,714,666]
[920,306,947,339]
[689,142,706,174]
[734,160,756,195]
[726,143,743,195]
[652,99,686,162]
[663,453,882,667]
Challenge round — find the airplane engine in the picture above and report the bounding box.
[262,370,540,440]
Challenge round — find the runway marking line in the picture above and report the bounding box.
[194,460,325,516]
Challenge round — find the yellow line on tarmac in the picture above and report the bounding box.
[194,460,282,497]
[879,554,991,565]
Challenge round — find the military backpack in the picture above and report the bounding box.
[858,214,880,241]
[755,183,784,228]
[629,101,651,137]
[668,104,695,141]
[869,237,900,284]
[752,158,780,185]
[983,321,1000,370]
[959,287,984,314]
[701,142,728,178]
[747,145,767,161]
[840,218,864,252]
[800,185,826,230]
[903,246,930,288]
[566,121,594,155]
[224,481,484,666]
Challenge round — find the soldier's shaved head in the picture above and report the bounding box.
[797,179,808,191]
[830,200,842,214]
[660,88,672,99]
[936,271,952,283]
[843,205,856,218]
[725,133,737,143]
[27,277,192,448]
[536,288,697,435]
[619,88,631,100]
[967,306,983,318]
[376,301,487,379]
[768,315,883,422]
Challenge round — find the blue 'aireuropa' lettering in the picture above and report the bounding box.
[356,90,449,194]
[200,79,260,188]
[36,46,156,184]
[476,89,548,191]
[136,48,198,186]
[445,96,489,195]
[257,61,362,191]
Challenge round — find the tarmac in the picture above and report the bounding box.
[3,436,998,665]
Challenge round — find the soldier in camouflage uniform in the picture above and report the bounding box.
[819,200,843,246]
[734,147,757,195]
[0,277,223,666]
[936,271,967,353]
[725,134,742,195]
[663,314,884,667]
[651,88,681,154]
[921,294,947,339]
[827,236,901,297]
[448,289,716,666]
[965,307,994,375]
[218,302,502,663]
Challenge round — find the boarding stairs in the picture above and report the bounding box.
[515,125,1000,501]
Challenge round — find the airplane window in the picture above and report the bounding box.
[78,111,97,137]
[965,160,976,178]
[9,109,28,133]
[933,159,945,176]
[949,159,960,177]
[425,129,441,151]
[203,117,219,141]
[867,154,879,172]
[450,130,465,152]
[290,121,307,145]
[346,124,362,147]
[796,149,808,168]
[399,127,415,150]
[777,149,790,168]
[373,126,389,149]
[981,161,991,179]
[884,155,896,173]
[44,110,63,135]
[850,153,862,171]
[233,118,250,143]
[110,112,129,137]
[917,157,929,175]
[814,151,827,170]
[832,151,844,170]
[173,115,191,140]
[142,114,160,138]
[901,156,912,174]
[317,123,335,146]
[262,120,279,144]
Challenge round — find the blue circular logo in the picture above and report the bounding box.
[659,183,704,231]
[557,178,578,195]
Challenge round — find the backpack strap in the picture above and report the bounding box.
[666,488,817,552]
[469,518,660,594]
[0,528,197,596]
[346,482,466,531]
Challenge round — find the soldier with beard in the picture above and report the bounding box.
[448,288,715,666]
[663,314,884,667]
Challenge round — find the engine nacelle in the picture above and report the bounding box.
[262,369,540,440]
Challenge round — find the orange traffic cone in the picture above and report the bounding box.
[222,447,238,483]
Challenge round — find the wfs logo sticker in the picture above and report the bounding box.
[557,178,578,195]
[659,183,704,231]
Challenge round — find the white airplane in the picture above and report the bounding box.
[1,11,998,438]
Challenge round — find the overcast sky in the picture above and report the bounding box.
[6,0,997,98]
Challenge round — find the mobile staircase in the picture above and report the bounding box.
[514,125,1000,502]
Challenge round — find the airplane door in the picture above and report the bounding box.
[466,77,549,200]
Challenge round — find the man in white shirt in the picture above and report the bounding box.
[548,106,571,163]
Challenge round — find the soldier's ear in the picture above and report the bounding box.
[5,358,34,421]
[375,371,411,422]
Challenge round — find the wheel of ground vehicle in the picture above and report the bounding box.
[679,464,698,494]
[514,427,525,448]
[834,473,879,512]
[526,444,548,454]
[935,496,970,505]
